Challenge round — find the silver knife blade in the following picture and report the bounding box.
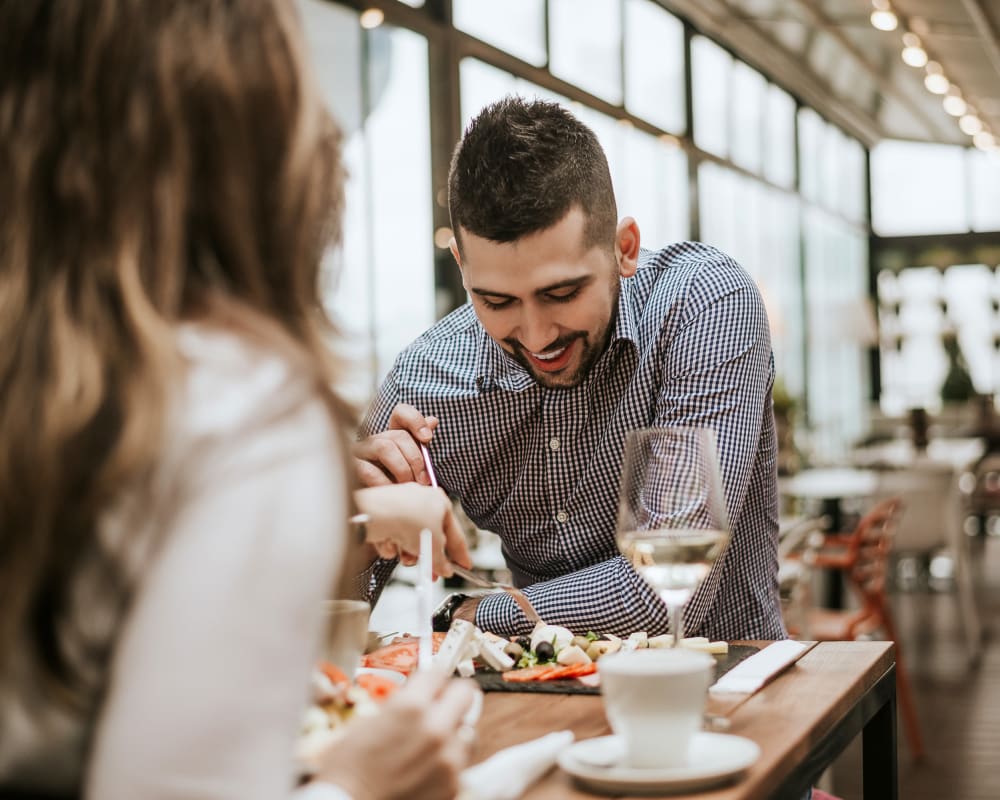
[450,565,542,625]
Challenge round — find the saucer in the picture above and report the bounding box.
[558,732,760,795]
[355,667,406,684]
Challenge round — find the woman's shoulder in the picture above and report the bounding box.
[173,323,326,440]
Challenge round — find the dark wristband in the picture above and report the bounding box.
[432,592,470,632]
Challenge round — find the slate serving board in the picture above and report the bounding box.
[472,643,760,694]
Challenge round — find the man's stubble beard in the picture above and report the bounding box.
[507,278,620,390]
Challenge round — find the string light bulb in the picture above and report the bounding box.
[901,33,928,68]
[924,62,949,95]
[959,113,984,136]
[943,87,967,117]
[870,0,898,31]
[359,8,384,29]
[973,130,996,150]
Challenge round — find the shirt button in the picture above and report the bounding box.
[548,437,561,451]
[556,510,569,524]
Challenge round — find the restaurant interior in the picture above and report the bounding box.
[314,1,1000,797]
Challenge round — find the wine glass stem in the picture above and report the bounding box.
[670,604,684,647]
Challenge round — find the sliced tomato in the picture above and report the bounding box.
[319,661,351,686]
[355,672,399,700]
[501,664,561,682]
[538,662,598,681]
[361,633,447,676]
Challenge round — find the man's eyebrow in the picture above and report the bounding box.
[534,276,593,295]
[469,275,594,299]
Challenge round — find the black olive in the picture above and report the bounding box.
[535,641,555,662]
[515,636,531,651]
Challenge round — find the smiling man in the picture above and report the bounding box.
[353,96,784,641]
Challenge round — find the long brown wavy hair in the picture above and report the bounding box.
[0,0,351,699]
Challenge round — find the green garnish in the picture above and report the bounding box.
[585,631,599,642]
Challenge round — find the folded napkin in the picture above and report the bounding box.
[709,640,809,695]
[459,730,575,800]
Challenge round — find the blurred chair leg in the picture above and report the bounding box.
[881,613,926,761]
[954,540,983,665]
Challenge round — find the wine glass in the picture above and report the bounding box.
[616,427,731,646]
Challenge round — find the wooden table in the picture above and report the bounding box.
[470,641,896,799]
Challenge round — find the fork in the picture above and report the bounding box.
[449,563,543,625]
[419,443,543,625]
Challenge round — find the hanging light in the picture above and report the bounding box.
[901,33,928,68]
[870,0,898,31]
[974,130,996,150]
[924,62,950,95]
[960,113,984,136]
[359,8,384,29]
[943,87,967,117]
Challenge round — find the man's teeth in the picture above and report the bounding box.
[531,347,567,361]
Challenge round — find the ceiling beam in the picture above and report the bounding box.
[658,0,883,146]
[786,0,954,142]
[960,0,1000,82]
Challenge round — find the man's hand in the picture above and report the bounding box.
[354,403,439,487]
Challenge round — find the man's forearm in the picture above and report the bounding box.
[472,556,682,638]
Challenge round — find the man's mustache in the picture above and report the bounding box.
[503,331,586,356]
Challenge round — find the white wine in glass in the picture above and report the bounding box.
[616,427,731,645]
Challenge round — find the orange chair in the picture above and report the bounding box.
[787,496,926,761]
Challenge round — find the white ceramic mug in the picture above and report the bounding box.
[599,648,715,769]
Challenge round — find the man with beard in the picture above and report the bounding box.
[353,96,784,642]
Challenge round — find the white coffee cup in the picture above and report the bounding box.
[599,648,715,769]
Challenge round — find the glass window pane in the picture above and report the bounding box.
[614,125,689,246]
[549,0,622,104]
[623,0,685,134]
[365,29,436,392]
[805,210,871,460]
[969,150,1000,232]
[871,140,967,236]
[763,84,796,188]
[302,2,435,402]
[730,61,765,174]
[459,58,567,134]
[692,36,731,159]
[760,189,804,400]
[942,265,993,391]
[820,123,842,212]
[798,107,822,202]
[841,137,867,223]
[453,0,546,67]
[698,161,738,257]
[299,0,371,403]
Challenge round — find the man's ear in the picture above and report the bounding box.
[449,236,462,270]
[615,217,640,278]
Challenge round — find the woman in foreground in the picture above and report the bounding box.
[0,1,476,798]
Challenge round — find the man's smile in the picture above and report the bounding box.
[523,341,576,372]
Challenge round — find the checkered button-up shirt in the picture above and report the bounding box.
[361,243,785,641]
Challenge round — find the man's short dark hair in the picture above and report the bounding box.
[448,96,617,253]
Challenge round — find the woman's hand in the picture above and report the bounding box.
[354,484,472,577]
[314,670,480,800]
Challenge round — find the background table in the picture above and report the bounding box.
[471,641,896,799]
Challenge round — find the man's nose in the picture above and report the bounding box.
[515,308,559,353]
